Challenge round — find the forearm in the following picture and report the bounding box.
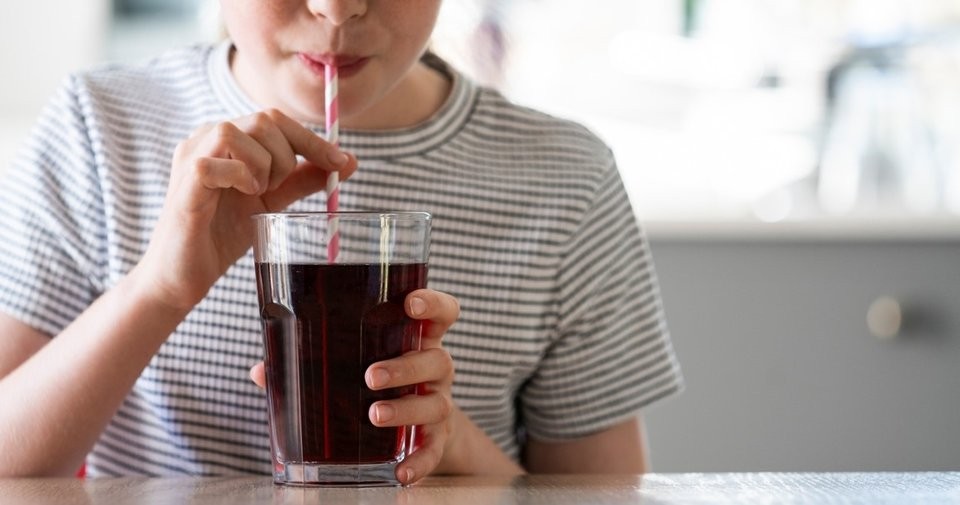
[0,266,191,477]
[524,417,648,474]
[437,407,525,476]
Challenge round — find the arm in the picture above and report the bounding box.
[0,109,356,477]
[524,417,648,474]
[436,403,647,476]
[437,406,525,476]
[515,158,681,476]
[0,273,191,477]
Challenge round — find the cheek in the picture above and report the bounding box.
[378,22,437,77]
[384,2,440,53]
[221,2,289,50]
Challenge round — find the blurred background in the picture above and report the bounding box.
[2,0,959,472]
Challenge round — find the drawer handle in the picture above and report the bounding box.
[867,296,902,340]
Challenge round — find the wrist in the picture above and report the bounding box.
[124,262,198,319]
[437,407,471,475]
[437,406,525,476]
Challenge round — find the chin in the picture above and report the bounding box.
[283,98,327,126]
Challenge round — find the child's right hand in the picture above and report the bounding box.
[135,109,357,311]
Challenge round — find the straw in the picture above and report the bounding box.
[325,64,340,262]
[320,64,340,463]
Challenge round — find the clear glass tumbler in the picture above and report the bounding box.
[252,212,431,486]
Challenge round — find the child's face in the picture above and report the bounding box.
[222,0,443,126]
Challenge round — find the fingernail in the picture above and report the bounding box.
[369,368,391,388]
[409,297,426,317]
[403,468,415,484]
[327,149,349,166]
[374,403,395,424]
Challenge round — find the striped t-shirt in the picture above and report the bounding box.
[0,41,683,476]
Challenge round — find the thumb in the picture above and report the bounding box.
[249,361,266,389]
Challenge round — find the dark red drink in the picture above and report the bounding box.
[256,262,426,465]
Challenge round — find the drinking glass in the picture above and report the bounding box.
[252,211,431,486]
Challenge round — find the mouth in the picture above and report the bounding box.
[299,53,370,79]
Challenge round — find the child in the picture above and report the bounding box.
[0,1,682,482]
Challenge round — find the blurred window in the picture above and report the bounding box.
[433,0,960,221]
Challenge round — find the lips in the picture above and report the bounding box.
[299,53,370,78]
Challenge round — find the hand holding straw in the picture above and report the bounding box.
[325,64,340,262]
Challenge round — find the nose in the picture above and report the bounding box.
[307,0,368,25]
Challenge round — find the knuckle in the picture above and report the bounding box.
[428,290,459,319]
[448,296,461,318]
[172,140,191,163]
[443,354,455,380]
[430,348,455,379]
[259,151,274,172]
[402,359,421,382]
[248,112,273,136]
[272,151,296,174]
[214,121,239,139]
[264,108,287,122]
[437,393,454,419]
[211,124,239,154]
[193,157,216,177]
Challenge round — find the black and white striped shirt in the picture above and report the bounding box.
[0,41,682,476]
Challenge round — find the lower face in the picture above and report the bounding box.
[222,0,443,127]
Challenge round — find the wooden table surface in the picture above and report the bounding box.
[2,473,959,505]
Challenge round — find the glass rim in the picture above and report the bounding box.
[252,211,431,221]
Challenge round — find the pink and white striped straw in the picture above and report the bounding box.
[324,65,340,262]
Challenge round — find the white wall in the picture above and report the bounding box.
[0,1,111,174]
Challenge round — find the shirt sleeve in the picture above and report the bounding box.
[0,75,107,337]
[519,157,684,441]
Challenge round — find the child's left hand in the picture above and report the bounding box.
[249,288,459,484]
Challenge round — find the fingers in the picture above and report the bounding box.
[395,423,447,485]
[234,112,297,191]
[365,347,454,391]
[363,290,457,485]
[374,398,451,484]
[249,362,266,389]
[194,157,261,195]
[406,289,460,344]
[175,109,355,204]
[172,124,267,206]
[228,109,349,178]
[369,391,453,428]
[197,121,275,193]
[264,109,351,170]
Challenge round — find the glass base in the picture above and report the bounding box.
[274,461,401,487]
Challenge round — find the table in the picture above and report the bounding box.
[1,473,958,504]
